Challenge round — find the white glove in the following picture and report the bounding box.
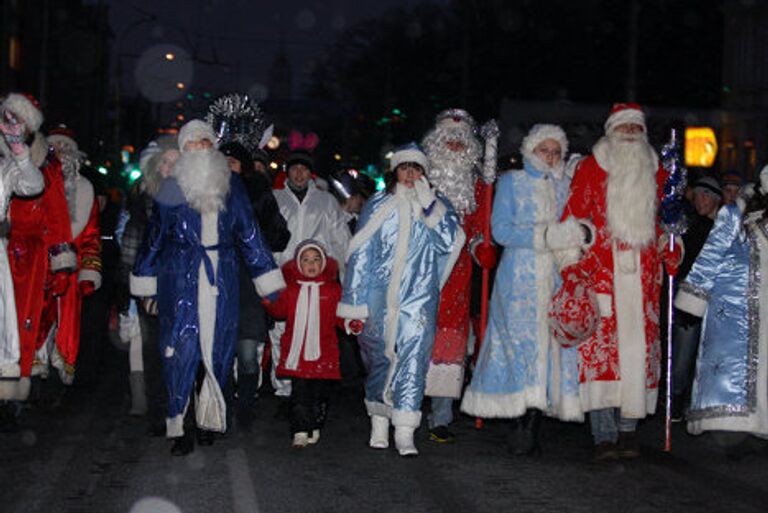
[413,176,436,210]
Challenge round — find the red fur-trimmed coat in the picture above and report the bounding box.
[560,154,667,418]
[264,258,343,380]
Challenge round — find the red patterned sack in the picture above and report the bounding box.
[548,265,599,348]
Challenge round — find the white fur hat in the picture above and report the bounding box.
[178,120,217,152]
[2,92,44,132]
[47,124,79,153]
[521,124,568,161]
[294,239,327,273]
[604,102,646,134]
[390,142,429,173]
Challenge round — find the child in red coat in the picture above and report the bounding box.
[263,240,346,447]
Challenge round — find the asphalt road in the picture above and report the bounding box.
[2,369,767,513]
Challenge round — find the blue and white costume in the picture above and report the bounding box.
[461,155,585,422]
[675,204,768,437]
[338,184,463,428]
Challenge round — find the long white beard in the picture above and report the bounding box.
[59,151,81,219]
[422,125,482,215]
[595,133,658,246]
[173,150,231,214]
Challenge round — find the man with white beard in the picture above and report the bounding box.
[131,120,284,456]
[559,103,681,461]
[421,109,496,442]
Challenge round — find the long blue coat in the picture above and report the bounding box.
[337,185,463,426]
[675,204,768,436]
[461,161,583,421]
[131,174,283,437]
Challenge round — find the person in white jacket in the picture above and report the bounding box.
[269,149,351,400]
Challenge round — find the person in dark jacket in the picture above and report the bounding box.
[221,142,290,428]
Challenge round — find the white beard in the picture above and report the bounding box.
[594,133,658,246]
[422,124,482,215]
[58,150,81,219]
[173,150,231,214]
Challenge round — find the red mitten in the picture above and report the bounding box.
[344,319,364,335]
[79,280,96,297]
[50,272,70,296]
[474,242,498,269]
[660,242,683,277]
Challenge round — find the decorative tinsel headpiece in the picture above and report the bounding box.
[206,93,273,158]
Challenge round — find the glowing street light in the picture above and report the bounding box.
[176,82,185,90]
[165,52,175,61]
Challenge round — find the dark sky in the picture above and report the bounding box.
[96,0,440,101]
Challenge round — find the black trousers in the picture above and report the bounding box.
[290,378,332,435]
[139,308,167,429]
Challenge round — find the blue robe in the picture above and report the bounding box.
[131,174,283,436]
[337,185,463,427]
[675,204,768,437]
[461,161,583,421]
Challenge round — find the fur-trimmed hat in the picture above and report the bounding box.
[48,124,79,153]
[178,119,217,152]
[604,102,646,134]
[435,108,477,131]
[2,92,44,132]
[390,142,429,173]
[294,239,327,274]
[521,124,568,161]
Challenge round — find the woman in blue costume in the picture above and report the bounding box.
[675,167,768,440]
[337,143,463,456]
[131,121,284,455]
[461,125,591,456]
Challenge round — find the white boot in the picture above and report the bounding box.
[307,429,321,445]
[292,432,309,448]
[369,414,390,449]
[394,425,418,457]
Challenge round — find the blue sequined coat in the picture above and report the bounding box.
[461,161,583,421]
[675,204,768,436]
[337,185,463,425]
[130,175,284,437]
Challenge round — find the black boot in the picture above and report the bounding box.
[196,428,215,446]
[507,417,525,455]
[170,432,194,456]
[511,409,542,457]
[236,373,259,430]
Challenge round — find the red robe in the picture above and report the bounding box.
[560,150,667,419]
[425,180,490,398]
[264,257,342,380]
[8,153,76,384]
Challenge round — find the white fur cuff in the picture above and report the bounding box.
[365,399,391,418]
[0,362,20,378]
[78,269,102,290]
[130,274,157,297]
[49,249,77,273]
[166,414,185,438]
[337,302,369,320]
[597,293,613,317]
[253,268,285,297]
[391,409,422,428]
[674,289,708,317]
[423,200,447,229]
[545,218,585,251]
[533,223,547,251]
[553,247,581,270]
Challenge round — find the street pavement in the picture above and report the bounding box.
[1,371,767,513]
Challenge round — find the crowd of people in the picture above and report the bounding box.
[0,92,765,462]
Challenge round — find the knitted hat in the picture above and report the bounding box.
[604,102,646,134]
[294,239,327,273]
[286,149,314,171]
[48,124,79,153]
[520,124,568,161]
[693,176,723,198]
[220,141,254,173]
[178,119,217,152]
[390,142,429,173]
[2,92,44,132]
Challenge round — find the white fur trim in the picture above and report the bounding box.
[253,268,285,297]
[461,387,544,419]
[0,362,20,378]
[50,250,77,273]
[130,274,157,297]
[365,399,391,418]
[337,302,369,320]
[580,380,656,418]
[605,107,646,133]
[533,223,547,251]
[674,289,708,317]
[545,217,585,251]
[440,226,465,289]
[596,293,613,317]
[553,247,581,270]
[166,413,185,438]
[345,196,398,260]
[521,124,568,162]
[78,269,102,290]
[391,408,422,428]
[390,148,429,173]
[424,363,464,399]
[70,175,94,238]
[2,93,43,132]
[423,199,447,229]
[0,376,30,401]
[47,134,78,153]
[178,119,216,151]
